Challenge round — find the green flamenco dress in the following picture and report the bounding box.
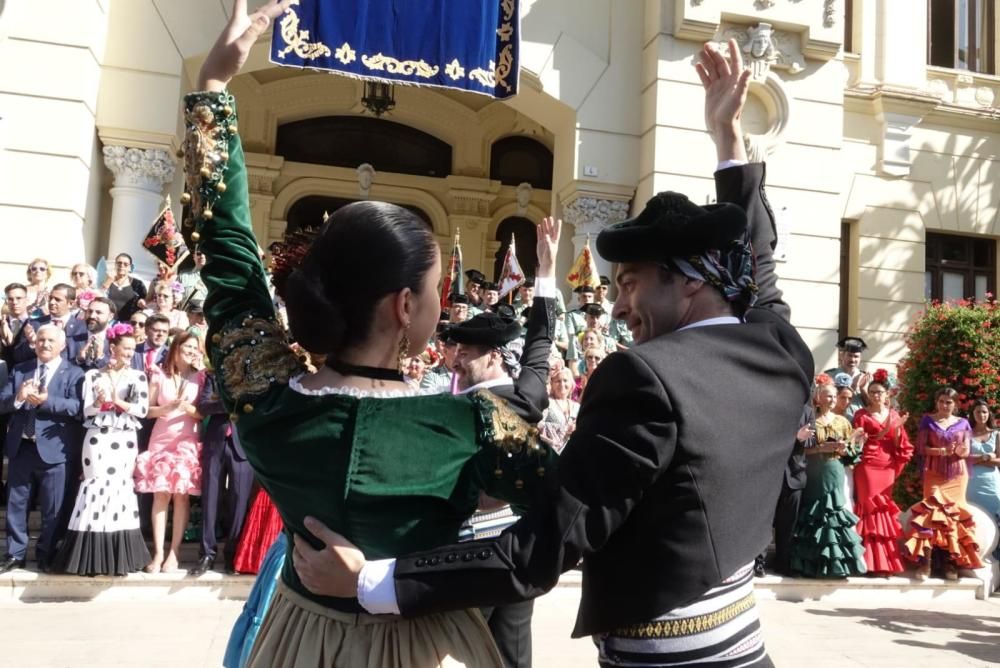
[790,414,867,578]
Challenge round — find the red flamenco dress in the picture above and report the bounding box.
[232,486,283,574]
[852,408,913,573]
[902,416,983,570]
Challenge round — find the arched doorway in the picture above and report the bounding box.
[493,217,538,281]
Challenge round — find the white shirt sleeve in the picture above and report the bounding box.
[533,276,558,299]
[357,558,400,615]
[715,159,748,172]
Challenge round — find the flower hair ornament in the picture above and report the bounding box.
[107,323,135,342]
[814,373,834,386]
[871,368,894,389]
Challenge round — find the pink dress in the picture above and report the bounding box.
[134,369,205,495]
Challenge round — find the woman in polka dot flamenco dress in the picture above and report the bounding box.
[53,324,151,576]
[134,331,205,573]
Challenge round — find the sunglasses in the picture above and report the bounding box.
[115,261,131,266]
[71,271,87,276]
[29,266,47,272]
[129,320,145,327]
[585,355,603,361]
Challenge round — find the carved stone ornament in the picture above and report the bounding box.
[357,162,375,199]
[516,182,533,216]
[824,0,838,28]
[720,22,805,81]
[562,197,630,233]
[755,0,776,9]
[103,146,176,190]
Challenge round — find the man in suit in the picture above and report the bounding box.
[419,246,556,668]
[131,314,170,372]
[12,284,88,364]
[189,372,254,576]
[756,404,815,577]
[70,297,116,371]
[0,324,84,573]
[292,40,813,667]
[1,283,31,370]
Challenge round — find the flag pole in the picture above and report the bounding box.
[507,233,515,305]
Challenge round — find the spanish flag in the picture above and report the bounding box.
[440,233,464,309]
[566,236,600,290]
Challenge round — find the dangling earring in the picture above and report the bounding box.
[397,328,410,374]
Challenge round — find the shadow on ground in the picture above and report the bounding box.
[808,606,1000,664]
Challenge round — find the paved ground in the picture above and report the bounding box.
[1,587,999,666]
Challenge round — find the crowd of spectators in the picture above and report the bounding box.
[0,253,997,586]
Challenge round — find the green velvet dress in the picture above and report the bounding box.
[185,92,556,616]
[790,414,867,578]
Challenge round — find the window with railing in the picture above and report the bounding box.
[925,232,996,301]
[928,0,997,75]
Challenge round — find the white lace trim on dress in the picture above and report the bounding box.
[288,374,439,399]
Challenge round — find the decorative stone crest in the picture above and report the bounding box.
[720,22,805,81]
[562,197,630,233]
[103,146,175,190]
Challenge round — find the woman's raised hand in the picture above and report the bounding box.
[198,0,294,92]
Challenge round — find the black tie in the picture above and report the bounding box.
[24,365,48,440]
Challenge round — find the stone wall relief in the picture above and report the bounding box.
[717,23,796,160]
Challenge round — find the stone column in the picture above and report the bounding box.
[561,191,632,281]
[246,152,285,249]
[102,145,175,281]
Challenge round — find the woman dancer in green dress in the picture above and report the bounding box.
[791,381,867,578]
[187,2,558,665]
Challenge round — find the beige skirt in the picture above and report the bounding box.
[247,581,504,668]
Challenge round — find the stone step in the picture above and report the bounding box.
[0,566,988,605]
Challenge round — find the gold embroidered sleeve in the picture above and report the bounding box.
[471,390,557,502]
[212,316,304,418]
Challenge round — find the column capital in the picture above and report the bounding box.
[102,145,176,191]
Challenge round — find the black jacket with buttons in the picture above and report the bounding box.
[391,164,814,637]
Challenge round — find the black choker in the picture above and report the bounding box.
[325,359,406,383]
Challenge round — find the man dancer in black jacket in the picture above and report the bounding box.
[293,40,813,667]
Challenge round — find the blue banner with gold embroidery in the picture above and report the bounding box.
[270,0,519,98]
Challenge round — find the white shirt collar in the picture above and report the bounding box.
[676,316,741,332]
[457,376,513,395]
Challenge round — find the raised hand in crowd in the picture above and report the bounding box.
[694,38,750,163]
[535,215,561,279]
[22,323,36,347]
[199,0,294,92]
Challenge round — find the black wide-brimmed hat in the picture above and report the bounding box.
[837,336,867,353]
[599,275,611,286]
[596,192,747,263]
[448,305,521,346]
[573,285,595,294]
[582,303,605,317]
[449,293,470,305]
[465,269,486,285]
